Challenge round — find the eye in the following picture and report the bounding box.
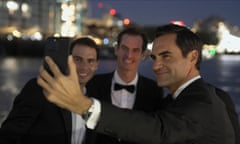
[133,48,141,53]
[73,57,80,62]
[88,59,96,64]
[162,54,171,60]
[150,54,156,61]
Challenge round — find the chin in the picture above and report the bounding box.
[157,80,169,87]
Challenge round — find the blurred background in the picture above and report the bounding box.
[0,0,240,125]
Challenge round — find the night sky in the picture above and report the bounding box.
[88,0,240,27]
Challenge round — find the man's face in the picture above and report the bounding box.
[151,33,195,92]
[115,34,145,73]
[72,44,98,86]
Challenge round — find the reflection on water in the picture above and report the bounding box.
[201,55,240,108]
[0,54,240,124]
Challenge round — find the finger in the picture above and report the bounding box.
[39,66,55,84]
[68,55,78,80]
[38,66,56,90]
[42,90,60,105]
[37,75,53,93]
[45,56,63,78]
[39,64,69,97]
[42,89,69,110]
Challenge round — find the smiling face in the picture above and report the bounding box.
[115,34,145,76]
[71,44,98,87]
[151,33,199,93]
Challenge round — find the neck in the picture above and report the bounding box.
[169,71,200,94]
[117,69,137,83]
[80,85,86,94]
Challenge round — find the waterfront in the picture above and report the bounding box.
[0,54,240,125]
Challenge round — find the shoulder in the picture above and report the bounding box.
[13,77,46,106]
[138,75,158,87]
[86,72,113,92]
[91,72,113,81]
[138,75,164,97]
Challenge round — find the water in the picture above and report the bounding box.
[0,54,240,124]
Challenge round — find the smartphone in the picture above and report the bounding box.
[43,37,72,75]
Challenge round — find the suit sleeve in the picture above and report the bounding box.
[94,101,206,144]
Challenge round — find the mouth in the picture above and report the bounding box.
[154,70,169,77]
[78,72,88,77]
[124,59,133,64]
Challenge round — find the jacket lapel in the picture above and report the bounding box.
[133,76,143,109]
[101,72,114,102]
[60,108,72,144]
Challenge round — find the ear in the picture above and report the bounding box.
[189,50,199,64]
[141,50,149,60]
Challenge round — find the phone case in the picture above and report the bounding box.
[43,37,72,75]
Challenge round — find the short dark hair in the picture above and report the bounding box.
[155,24,203,70]
[69,37,99,60]
[117,27,148,52]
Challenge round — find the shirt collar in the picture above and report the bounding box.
[82,86,87,95]
[173,75,201,99]
[113,70,138,85]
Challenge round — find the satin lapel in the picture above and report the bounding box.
[100,73,114,102]
[60,108,72,144]
[133,76,142,109]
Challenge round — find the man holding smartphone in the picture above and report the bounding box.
[0,37,99,144]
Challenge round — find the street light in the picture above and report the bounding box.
[6,1,19,14]
[6,1,19,26]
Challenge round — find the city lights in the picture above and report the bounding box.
[6,1,19,14]
[109,8,117,16]
[123,18,130,25]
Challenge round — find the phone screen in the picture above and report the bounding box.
[43,37,72,75]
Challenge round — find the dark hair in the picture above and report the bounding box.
[69,37,99,60]
[155,24,203,70]
[117,27,148,52]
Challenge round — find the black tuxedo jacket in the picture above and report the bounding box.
[0,78,90,144]
[213,86,240,144]
[94,78,235,144]
[86,72,163,144]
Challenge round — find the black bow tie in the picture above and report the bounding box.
[114,83,135,93]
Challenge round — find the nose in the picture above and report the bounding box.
[126,50,133,58]
[76,61,89,69]
[152,58,163,70]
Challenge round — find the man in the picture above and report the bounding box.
[37,24,235,144]
[87,28,163,144]
[0,37,99,144]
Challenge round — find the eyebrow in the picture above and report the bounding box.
[121,44,141,50]
[157,50,171,56]
[73,55,96,60]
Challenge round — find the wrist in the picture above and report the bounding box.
[82,98,94,121]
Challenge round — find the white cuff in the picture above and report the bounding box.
[85,98,101,129]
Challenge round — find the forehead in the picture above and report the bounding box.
[152,33,177,53]
[120,34,143,47]
[72,44,97,57]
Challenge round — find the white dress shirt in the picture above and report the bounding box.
[111,70,138,109]
[172,75,201,99]
[71,87,87,144]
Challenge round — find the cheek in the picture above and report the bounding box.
[175,63,190,77]
[90,65,97,72]
[75,64,82,71]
